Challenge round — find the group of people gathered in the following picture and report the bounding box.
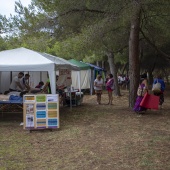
[7,72,66,104]
[133,73,165,113]
[8,72,64,96]
[94,74,114,105]
[7,72,166,111]
[94,72,166,112]
[118,74,129,89]
[9,72,44,94]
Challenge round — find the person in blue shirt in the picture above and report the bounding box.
[152,74,165,109]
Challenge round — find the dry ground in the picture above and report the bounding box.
[0,90,170,170]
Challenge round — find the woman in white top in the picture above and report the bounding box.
[94,75,103,104]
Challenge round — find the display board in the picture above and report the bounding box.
[23,94,59,130]
[57,69,72,88]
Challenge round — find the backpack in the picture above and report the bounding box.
[152,79,161,93]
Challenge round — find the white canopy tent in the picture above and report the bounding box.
[0,47,79,94]
[71,70,91,89]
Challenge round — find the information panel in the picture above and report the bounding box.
[23,94,59,130]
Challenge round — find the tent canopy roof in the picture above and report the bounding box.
[86,63,105,71]
[0,47,54,72]
[42,53,79,70]
[68,59,91,70]
[0,47,79,71]
[0,47,53,65]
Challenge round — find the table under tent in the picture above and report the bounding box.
[68,59,106,95]
[0,47,81,115]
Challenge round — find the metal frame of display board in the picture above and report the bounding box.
[23,94,59,132]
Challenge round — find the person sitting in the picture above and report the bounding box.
[9,72,24,92]
[27,81,45,94]
[56,75,67,105]
[35,81,44,89]
[41,79,51,94]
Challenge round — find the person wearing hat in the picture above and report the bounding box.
[94,74,103,105]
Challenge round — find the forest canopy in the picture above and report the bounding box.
[1,0,170,106]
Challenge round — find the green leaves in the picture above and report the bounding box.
[0,0,170,69]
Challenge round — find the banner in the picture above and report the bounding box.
[57,69,72,88]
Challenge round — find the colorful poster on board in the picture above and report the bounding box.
[48,118,58,127]
[36,119,46,128]
[36,103,46,110]
[47,95,58,102]
[23,94,59,130]
[26,104,34,114]
[24,96,35,102]
[36,95,46,102]
[25,103,35,128]
[26,115,34,128]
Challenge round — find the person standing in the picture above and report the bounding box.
[152,74,165,109]
[20,74,30,91]
[94,75,103,105]
[133,73,148,113]
[9,72,24,92]
[106,74,114,105]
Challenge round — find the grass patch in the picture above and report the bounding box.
[0,90,170,170]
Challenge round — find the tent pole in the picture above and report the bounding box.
[90,69,94,95]
[78,71,81,97]
[48,70,56,94]
[70,85,72,110]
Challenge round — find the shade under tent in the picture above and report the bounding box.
[0,47,80,94]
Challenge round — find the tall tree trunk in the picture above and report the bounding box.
[148,70,153,85]
[107,51,121,96]
[129,3,141,108]
[146,56,157,85]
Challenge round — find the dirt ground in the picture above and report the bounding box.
[0,90,170,170]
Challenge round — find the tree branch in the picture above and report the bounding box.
[60,8,106,17]
[140,29,170,60]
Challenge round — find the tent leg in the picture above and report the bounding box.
[69,86,72,111]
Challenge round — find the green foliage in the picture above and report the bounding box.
[141,0,170,46]
[26,0,130,64]
[1,0,170,70]
[0,36,8,51]
[0,0,131,64]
